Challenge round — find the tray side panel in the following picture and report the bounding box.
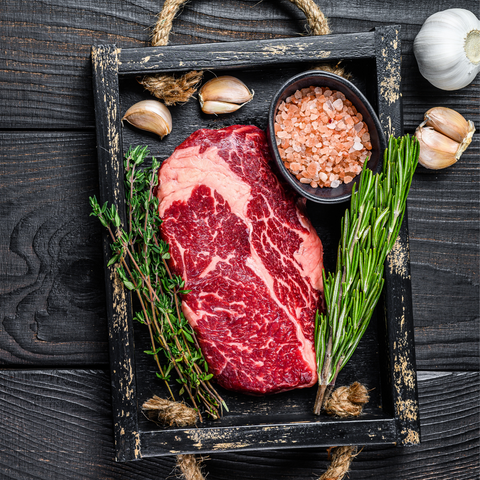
[374,25,421,446]
[93,25,419,459]
[91,45,141,461]
[139,418,397,457]
[118,32,376,75]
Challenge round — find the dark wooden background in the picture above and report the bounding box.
[0,1,478,478]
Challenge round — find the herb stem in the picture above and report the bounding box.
[90,145,225,420]
[314,135,419,414]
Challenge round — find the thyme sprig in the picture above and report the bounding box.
[90,145,226,421]
[314,135,419,414]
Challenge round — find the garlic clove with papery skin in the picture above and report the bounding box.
[424,107,476,151]
[200,100,247,115]
[414,8,480,91]
[199,76,254,114]
[416,106,476,169]
[122,100,172,139]
[415,126,460,170]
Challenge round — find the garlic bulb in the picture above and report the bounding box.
[122,100,172,139]
[199,76,254,114]
[415,106,476,169]
[413,8,480,90]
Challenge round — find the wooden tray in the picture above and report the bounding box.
[91,25,420,462]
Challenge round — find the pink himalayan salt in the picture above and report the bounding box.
[274,86,371,188]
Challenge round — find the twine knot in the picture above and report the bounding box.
[142,395,198,427]
[177,454,206,480]
[317,382,369,480]
[324,381,370,417]
[142,396,205,480]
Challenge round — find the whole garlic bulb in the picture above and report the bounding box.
[413,8,480,90]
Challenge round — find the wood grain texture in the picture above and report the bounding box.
[409,139,479,370]
[0,369,477,479]
[1,0,478,130]
[92,45,140,462]
[1,0,478,476]
[0,132,108,365]
[118,32,376,74]
[0,128,477,371]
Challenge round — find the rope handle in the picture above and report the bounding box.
[144,383,369,480]
[151,0,330,47]
[139,0,332,104]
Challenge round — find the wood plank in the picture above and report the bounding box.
[1,0,478,130]
[0,127,477,370]
[409,138,480,370]
[0,369,477,479]
[118,32,376,75]
[92,44,140,462]
[0,132,108,365]
[140,418,397,458]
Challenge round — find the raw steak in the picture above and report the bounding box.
[157,125,324,395]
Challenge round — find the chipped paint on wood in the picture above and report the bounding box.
[379,43,400,106]
[401,428,420,445]
[261,43,331,58]
[378,29,401,107]
[134,431,141,458]
[395,398,419,422]
[394,353,417,391]
[109,267,128,329]
[375,27,401,139]
[92,44,140,462]
[187,428,252,450]
[387,236,410,278]
[213,442,252,450]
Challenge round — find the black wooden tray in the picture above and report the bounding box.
[91,26,420,462]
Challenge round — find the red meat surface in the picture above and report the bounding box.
[157,125,324,395]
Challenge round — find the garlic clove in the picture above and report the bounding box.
[199,76,254,114]
[416,126,459,155]
[200,100,244,115]
[415,126,460,169]
[417,144,458,170]
[424,106,475,151]
[122,100,172,139]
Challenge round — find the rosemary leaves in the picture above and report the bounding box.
[90,145,226,421]
[314,135,419,414]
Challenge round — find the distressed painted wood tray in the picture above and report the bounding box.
[91,25,420,462]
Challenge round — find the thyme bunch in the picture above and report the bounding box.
[314,135,419,414]
[90,145,226,421]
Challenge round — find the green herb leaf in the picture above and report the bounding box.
[313,135,419,414]
[91,144,225,422]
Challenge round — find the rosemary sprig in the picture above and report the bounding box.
[313,135,419,414]
[90,145,227,421]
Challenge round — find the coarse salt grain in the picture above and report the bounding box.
[274,86,371,189]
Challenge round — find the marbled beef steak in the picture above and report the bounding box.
[157,125,324,394]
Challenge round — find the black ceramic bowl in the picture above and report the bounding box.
[267,70,386,204]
